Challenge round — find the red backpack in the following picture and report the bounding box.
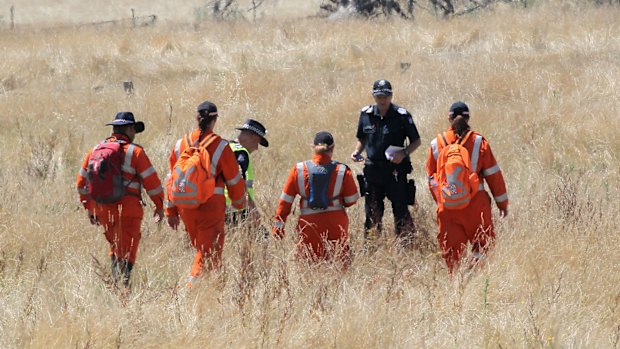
[433,131,480,210]
[87,138,128,204]
[168,133,218,209]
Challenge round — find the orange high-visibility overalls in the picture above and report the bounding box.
[426,128,508,272]
[166,129,246,277]
[273,154,360,264]
[77,133,164,266]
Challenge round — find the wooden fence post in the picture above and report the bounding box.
[123,81,134,96]
[10,5,15,30]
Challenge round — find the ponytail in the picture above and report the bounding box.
[198,114,217,141]
[313,144,334,155]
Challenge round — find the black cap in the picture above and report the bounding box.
[236,119,269,147]
[372,79,393,96]
[105,112,145,133]
[313,131,334,146]
[449,101,470,117]
[197,101,218,117]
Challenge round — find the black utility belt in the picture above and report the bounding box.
[364,158,390,166]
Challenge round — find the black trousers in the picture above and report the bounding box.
[363,164,414,239]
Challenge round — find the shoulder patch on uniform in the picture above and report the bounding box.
[361,105,372,113]
[397,107,408,115]
[407,115,413,124]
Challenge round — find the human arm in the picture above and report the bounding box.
[340,166,360,207]
[425,139,439,203]
[76,148,98,224]
[221,143,247,210]
[479,138,509,217]
[133,147,165,223]
[391,113,421,164]
[351,139,366,162]
[273,166,299,239]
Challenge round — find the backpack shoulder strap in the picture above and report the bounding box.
[199,133,218,149]
[185,133,193,148]
[457,130,473,145]
[437,132,449,148]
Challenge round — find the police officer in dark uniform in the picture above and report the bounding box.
[351,79,421,244]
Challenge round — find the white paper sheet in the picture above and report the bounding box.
[385,146,405,160]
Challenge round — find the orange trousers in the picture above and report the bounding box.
[96,203,143,265]
[437,191,495,273]
[296,210,350,266]
[179,198,226,277]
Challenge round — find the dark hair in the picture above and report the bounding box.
[198,114,217,140]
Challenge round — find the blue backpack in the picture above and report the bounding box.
[306,160,337,210]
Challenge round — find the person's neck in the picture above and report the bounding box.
[377,104,390,117]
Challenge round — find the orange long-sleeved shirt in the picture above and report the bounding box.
[76,133,164,216]
[425,128,508,211]
[273,154,359,233]
[165,129,246,217]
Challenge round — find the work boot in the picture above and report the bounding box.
[111,255,120,282]
[118,259,133,288]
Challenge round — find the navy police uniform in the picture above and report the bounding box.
[356,101,420,238]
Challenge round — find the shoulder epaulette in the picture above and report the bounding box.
[361,105,373,114]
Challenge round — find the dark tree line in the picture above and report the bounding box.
[319,0,619,19]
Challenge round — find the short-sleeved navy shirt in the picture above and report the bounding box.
[356,103,420,164]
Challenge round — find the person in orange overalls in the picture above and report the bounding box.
[77,112,165,287]
[166,101,246,287]
[273,131,360,266]
[426,102,509,273]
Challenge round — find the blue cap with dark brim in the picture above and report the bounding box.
[106,112,145,133]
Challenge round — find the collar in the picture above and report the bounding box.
[446,128,473,142]
[192,128,214,141]
[110,133,131,142]
[312,153,332,164]
[374,103,393,118]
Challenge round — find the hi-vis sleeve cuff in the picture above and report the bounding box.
[280,192,295,203]
[343,193,360,204]
[139,166,157,179]
[482,164,501,177]
[494,193,508,203]
[79,168,88,179]
[147,186,163,196]
[226,171,243,186]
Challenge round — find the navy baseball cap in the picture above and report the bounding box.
[106,112,145,133]
[313,131,334,146]
[449,101,470,118]
[236,119,269,147]
[372,79,393,96]
[197,101,218,117]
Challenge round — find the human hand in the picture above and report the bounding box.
[499,208,508,218]
[249,209,261,226]
[167,215,180,230]
[351,151,363,162]
[153,208,165,223]
[272,228,284,240]
[88,212,100,226]
[390,150,406,164]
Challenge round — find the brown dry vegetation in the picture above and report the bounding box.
[0,1,619,348]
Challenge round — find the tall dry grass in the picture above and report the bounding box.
[0,1,619,348]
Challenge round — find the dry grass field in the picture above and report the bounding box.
[0,1,619,348]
